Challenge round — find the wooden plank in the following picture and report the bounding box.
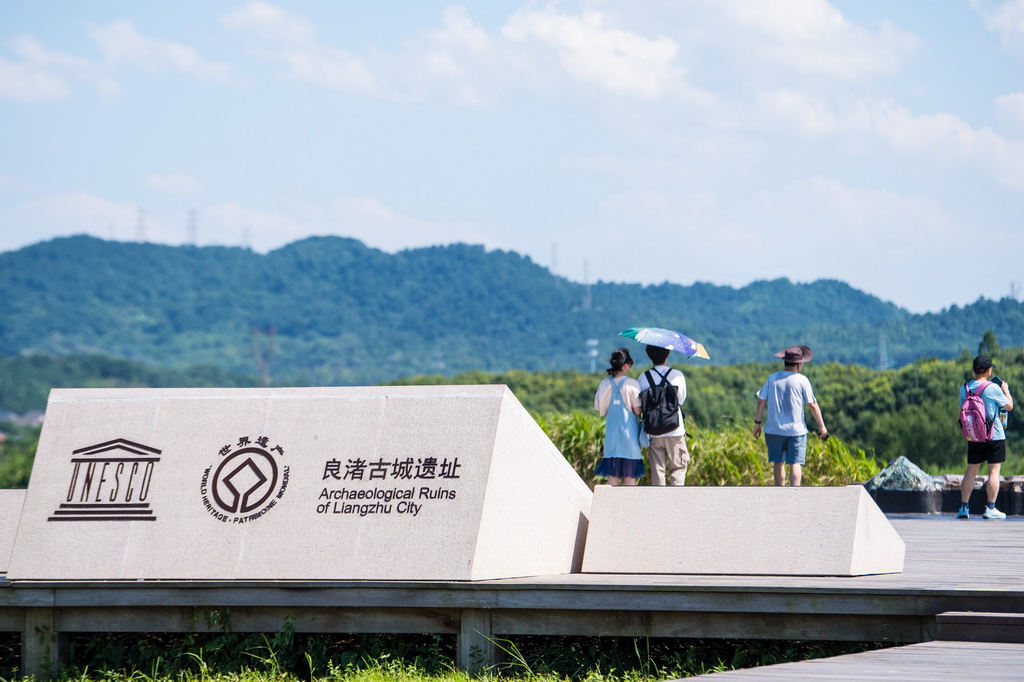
[492,609,925,642]
[458,608,495,672]
[56,606,459,634]
[49,585,501,609]
[0,515,1023,678]
[935,611,1024,643]
[689,641,1024,680]
[0,583,54,607]
[22,607,63,680]
[44,584,924,617]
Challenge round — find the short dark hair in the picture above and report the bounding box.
[973,354,994,373]
[645,345,671,365]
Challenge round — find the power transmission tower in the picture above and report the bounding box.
[586,338,599,373]
[877,332,889,371]
[250,325,276,387]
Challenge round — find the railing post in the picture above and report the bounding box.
[22,607,64,679]
[457,608,496,673]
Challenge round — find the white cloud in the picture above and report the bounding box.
[719,0,919,78]
[146,172,202,194]
[751,89,837,136]
[0,192,139,250]
[324,195,485,252]
[848,98,1024,190]
[223,3,377,94]
[0,53,69,101]
[278,47,378,93]
[0,35,118,101]
[222,1,316,45]
[200,194,488,254]
[202,202,306,250]
[996,92,1024,134]
[502,6,682,99]
[87,20,234,83]
[726,177,1024,310]
[562,176,1008,311]
[1,19,233,103]
[225,2,699,104]
[973,0,1024,58]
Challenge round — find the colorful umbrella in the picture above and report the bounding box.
[619,327,710,359]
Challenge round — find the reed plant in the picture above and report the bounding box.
[538,411,882,488]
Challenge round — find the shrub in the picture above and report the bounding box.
[539,412,882,488]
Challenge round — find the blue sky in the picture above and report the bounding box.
[2,1,1023,313]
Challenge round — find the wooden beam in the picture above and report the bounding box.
[458,608,496,672]
[491,609,926,643]
[55,606,459,634]
[22,608,64,680]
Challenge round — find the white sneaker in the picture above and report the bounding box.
[982,506,1007,520]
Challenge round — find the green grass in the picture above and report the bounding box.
[0,632,892,682]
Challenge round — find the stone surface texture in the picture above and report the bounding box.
[582,485,905,576]
[0,489,26,573]
[8,386,592,581]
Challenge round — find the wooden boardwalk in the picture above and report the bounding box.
[690,641,1024,680]
[3,515,1024,677]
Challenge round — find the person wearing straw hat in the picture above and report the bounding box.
[752,345,828,486]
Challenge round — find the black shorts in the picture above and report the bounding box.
[967,439,1007,465]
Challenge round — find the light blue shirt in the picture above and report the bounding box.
[960,380,1010,441]
[757,370,816,437]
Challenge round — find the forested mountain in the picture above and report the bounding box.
[2,235,1023,385]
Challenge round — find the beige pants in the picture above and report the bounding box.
[647,435,690,485]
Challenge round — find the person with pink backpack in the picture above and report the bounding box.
[957,354,1014,519]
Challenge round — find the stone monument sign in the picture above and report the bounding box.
[0,489,25,574]
[8,386,592,581]
[582,485,904,576]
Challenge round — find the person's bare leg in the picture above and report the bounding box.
[961,462,982,503]
[986,462,1002,503]
[607,476,622,486]
[623,477,638,486]
[790,463,802,487]
[773,462,785,486]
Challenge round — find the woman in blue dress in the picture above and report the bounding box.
[593,347,645,485]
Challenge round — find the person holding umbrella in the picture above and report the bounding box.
[619,326,709,486]
[753,345,828,486]
[593,347,645,485]
[637,344,690,486]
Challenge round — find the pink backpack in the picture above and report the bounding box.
[960,381,993,442]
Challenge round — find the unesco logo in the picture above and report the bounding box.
[48,438,162,522]
[200,435,290,524]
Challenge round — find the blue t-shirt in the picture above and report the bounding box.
[757,370,816,437]
[960,380,1010,441]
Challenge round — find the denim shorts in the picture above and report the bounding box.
[765,433,807,465]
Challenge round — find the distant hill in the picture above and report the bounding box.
[1,235,1022,385]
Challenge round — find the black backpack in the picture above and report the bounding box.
[641,369,680,435]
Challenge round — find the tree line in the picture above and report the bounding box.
[4,235,1024,386]
[2,338,1019,487]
